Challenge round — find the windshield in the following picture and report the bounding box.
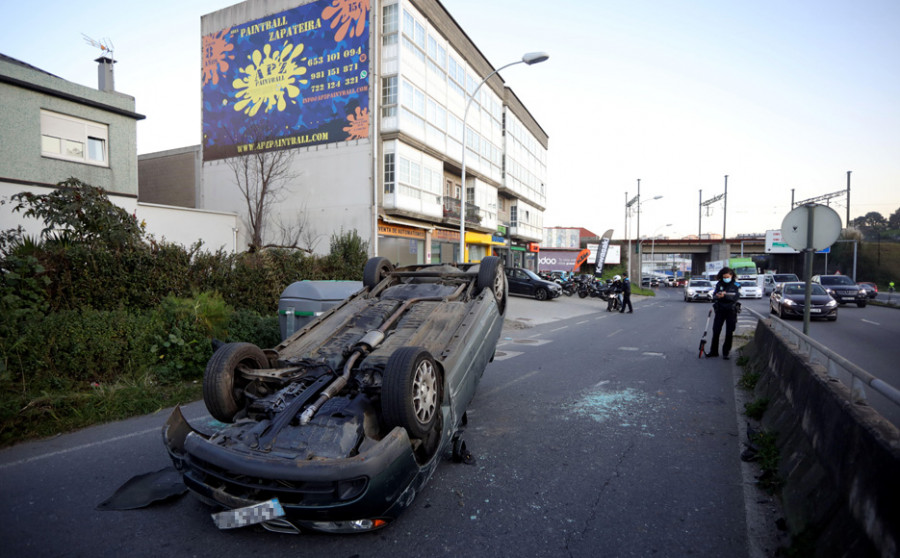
[773,274,799,282]
[784,284,827,296]
[689,280,711,287]
[733,266,756,276]
[820,276,854,286]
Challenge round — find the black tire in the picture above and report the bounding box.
[578,288,588,299]
[382,347,441,439]
[203,342,268,423]
[363,257,394,289]
[535,288,548,301]
[476,256,507,313]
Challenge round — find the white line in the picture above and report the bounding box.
[861,319,880,326]
[480,369,542,398]
[0,427,159,470]
[576,320,590,325]
[619,346,639,351]
[607,329,623,337]
[550,325,569,332]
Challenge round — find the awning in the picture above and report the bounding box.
[379,215,435,231]
[466,231,507,246]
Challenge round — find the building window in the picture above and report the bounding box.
[384,153,395,194]
[40,110,108,166]
[382,76,397,117]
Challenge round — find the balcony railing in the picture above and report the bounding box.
[443,198,482,225]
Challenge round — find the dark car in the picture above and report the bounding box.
[769,282,838,321]
[811,275,868,307]
[163,257,507,534]
[857,282,878,299]
[505,267,561,301]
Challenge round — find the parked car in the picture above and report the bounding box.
[857,281,878,299]
[163,257,507,534]
[811,275,868,307]
[505,267,562,301]
[769,282,838,321]
[684,279,714,302]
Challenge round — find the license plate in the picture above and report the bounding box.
[211,498,285,530]
[810,308,821,313]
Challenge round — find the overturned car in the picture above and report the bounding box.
[163,257,507,534]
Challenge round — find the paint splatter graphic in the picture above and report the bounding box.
[202,28,234,86]
[322,0,369,42]
[233,43,308,116]
[343,106,369,140]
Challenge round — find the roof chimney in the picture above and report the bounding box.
[95,56,115,92]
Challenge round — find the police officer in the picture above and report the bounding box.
[619,272,633,313]
[707,266,741,360]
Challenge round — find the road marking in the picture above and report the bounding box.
[480,369,542,398]
[619,346,639,351]
[0,427,158,469]
[576,320,590,325]
[643,352,665,357]
[861,319,880,326]
[607,329,623,337]
[550,325,569,332]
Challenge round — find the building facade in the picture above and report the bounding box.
[189,0,548,266]
[0,54,239,253]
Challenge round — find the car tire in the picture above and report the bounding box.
[363,257,394,289]
[535,288,548,301]
[475,256,506,314]
[382,347,441,440]
[203,342,268,423]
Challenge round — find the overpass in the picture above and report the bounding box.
[609,236,805,277]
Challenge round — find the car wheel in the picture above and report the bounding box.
[382,347,441,440]
[203,342,268,423]
[363,257,394,289]
[475,256,507,313]
[535,288,548,301]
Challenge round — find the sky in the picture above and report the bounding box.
[2,0,898,240]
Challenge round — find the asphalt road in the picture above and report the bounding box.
[0,290,850,557]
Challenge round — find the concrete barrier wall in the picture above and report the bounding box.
[747,322,900,557]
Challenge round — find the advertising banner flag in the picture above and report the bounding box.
[201,0,370,161]
[594,229,613,277]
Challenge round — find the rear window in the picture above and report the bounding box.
[689,280,711,287]
[820,276,854,286]
[773,274,799,282]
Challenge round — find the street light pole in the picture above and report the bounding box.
[459,51,548,263]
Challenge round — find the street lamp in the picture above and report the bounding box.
[459,51,549,263]
[626,179,662,279]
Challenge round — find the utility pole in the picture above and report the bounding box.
[722,175,728,243]
[846,171,851,227]
[698,189,702,239]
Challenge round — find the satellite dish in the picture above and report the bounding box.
[780,204,842,252]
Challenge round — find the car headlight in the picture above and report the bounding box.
[783,299,796,306]
[825,300,838,308]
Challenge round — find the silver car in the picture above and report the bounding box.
[684,279,714,302]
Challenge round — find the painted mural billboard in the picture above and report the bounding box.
[201,0,370,161]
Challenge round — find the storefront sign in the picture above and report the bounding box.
[378,223,425,239]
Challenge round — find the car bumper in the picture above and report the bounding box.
[163,406,431,533]
[686,292,713,301]
[777,304,838,319]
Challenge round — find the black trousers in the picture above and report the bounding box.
[710,307,737,355]
[621,292,632,312]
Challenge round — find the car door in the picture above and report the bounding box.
[505,269,531,296]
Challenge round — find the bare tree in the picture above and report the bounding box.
[271,205,323,254]
[224,123,299,251]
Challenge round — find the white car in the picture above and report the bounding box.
[684,279,714,302]
[739,282,764,299]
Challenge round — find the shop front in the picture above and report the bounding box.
[377,221,427,266]
[464,231,507,263]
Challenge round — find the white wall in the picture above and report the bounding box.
[199,142,374,255]
[1,182,239,252]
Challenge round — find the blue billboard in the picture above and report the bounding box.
[201,0,370,161]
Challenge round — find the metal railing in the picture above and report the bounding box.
[745,307,900,408]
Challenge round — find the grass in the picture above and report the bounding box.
[750,429,783,493]
[744,397,770,420]
[0,376,202,448]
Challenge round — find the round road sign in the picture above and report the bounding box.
[780,204,842,252]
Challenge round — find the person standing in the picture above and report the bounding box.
[620,272,633,313]
[707,266,741,360]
